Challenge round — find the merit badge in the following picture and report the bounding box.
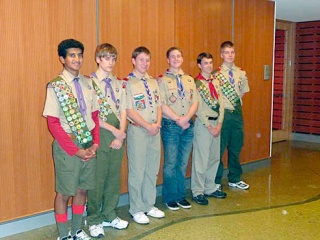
[135,99,146,111]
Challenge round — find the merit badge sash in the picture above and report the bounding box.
[195,79,220,113]
[49,76,93,148]
[215,72,241,107]
[92,80,118,124]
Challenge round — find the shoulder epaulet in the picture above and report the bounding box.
[123,77,129,81]
[84,75,90,79]
[158,74,163,78]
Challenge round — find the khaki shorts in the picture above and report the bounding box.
[53,140,96,196]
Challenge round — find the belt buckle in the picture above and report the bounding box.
[208,116,218,120]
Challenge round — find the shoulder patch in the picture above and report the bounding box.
[123,77,129,81]
[158,74,163,78]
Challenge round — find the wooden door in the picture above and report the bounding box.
[272,20,295,142]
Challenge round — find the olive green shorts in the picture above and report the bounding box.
[53,140,96,196]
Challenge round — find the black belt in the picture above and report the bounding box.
[208,116,218,120]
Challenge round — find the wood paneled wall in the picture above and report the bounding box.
[0,0,274,222]
[0,0,97,223]
[234,0,275,162]
[174,0,233,76]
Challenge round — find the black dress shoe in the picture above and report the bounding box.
[205,190,227,199]
[192,194,208,205]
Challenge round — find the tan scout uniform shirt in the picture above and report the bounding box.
[158,70,199,118]
[43,69,99,133]
[125,72,161,123]
[215,64,250,110]
[91,70,126,121]
[195,74,224,128]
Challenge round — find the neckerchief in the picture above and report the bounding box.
[165,69,185,99]
[195,74,220,113]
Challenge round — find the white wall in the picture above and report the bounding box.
[275,0,320,22]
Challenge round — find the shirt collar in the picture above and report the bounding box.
[196,73,212,81]
[132,71,150,80]
[61,69,81,84]
[166,68,184,76]
[221,63,235,71]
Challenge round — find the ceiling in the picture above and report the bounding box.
[275,0,320,22]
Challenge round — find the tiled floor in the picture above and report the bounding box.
[2,140,320,239]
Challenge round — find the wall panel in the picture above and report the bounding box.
[98,0,175,78]
[0,0,96,223]
[174,0,233,77]
[294,21,320,135]
[234,0,275,163]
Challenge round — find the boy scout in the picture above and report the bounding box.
[191,52,227,205]
[86,43,128,238]
[158,47,199,211]
[214,41,250,190]
[43,39,100,240]
[125,46,165,224]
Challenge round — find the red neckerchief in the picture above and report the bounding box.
[196,73,218,99]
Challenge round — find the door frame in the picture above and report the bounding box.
[272,20,295,142]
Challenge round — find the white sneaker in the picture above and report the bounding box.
[73,229,92,240]
[228,181,250,190]
[89,224,105,238]
[132,212,150,224]
[146,207,165,218]
[102,216,128,229]
[216,184,222,191]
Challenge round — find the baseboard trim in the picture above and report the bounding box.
[291,133,320,143]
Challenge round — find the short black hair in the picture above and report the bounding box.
[197,52,213,64]
[58,39,84,58]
